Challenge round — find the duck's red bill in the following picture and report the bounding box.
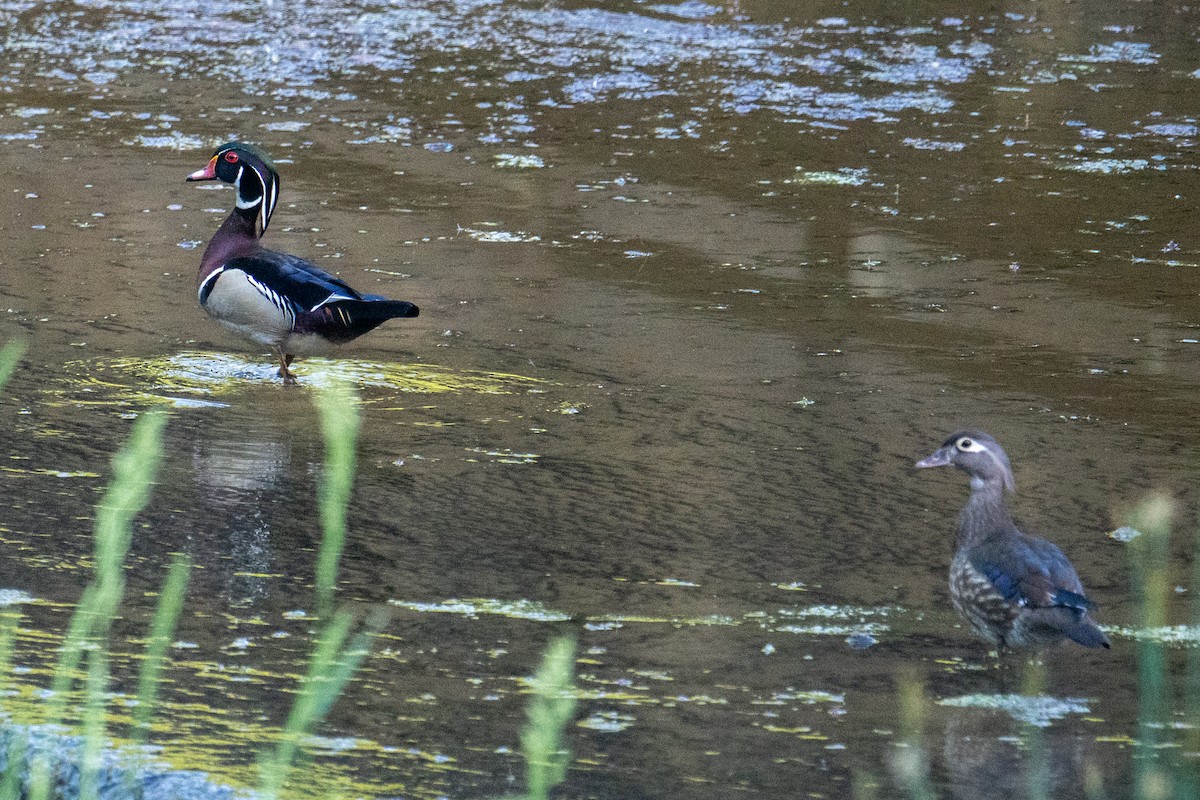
[186,156,218,181]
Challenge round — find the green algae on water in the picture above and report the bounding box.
[50,352,550,409]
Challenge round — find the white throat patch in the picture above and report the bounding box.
[233,166,262,211]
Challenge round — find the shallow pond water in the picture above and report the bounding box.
[3,0,1200,798]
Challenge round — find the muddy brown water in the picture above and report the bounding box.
[2,1,1200,798]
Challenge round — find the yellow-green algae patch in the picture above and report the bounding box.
[757,724,830,740]
[0,466,101,479]
[0,618,480,800]
[0,659,479,800]
[48,352,550,409]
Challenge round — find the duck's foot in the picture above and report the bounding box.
[276,353,298,385]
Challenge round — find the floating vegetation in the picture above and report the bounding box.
[648,1,722,20]
[463,447,541,464]
[386,596,903,642]
[767,605,896,638]
[45,352,549,410]
[1110,624,1200,645]
[937,694,1091,728]
[387,598,573,622]
[765,689,845,705]
[577,710,636,733]
[0,590,36,607]
[460,227,543,243]
[1057,157,1154,174]
[126,132,206,150]
[494,153,546,169]
[775,622,889,637]
[1143,122,1198,139]
[901,137,966,152]
[0,467,101,479]
[845,632,878,650]
[786,167,872,186]
[555,402,587,415]
[1110,526,1143,542]
[1059,41,1160,65]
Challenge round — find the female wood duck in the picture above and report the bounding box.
[916,431,1111,652]
[186,142,419,384]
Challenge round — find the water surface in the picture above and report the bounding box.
[2,1,1200,798]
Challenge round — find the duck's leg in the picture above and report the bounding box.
[275,350,298,385]
[995,643,1014,693]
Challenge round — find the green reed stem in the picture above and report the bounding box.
[1127,493,1174,799]
[0,611,23,800]
[30,411,167,800]
[79,646,110,800]
[1187,518,1200,737]
[44,411,168,722]
[258,607,385,800]
[0,731,26,800]
[133,553,192,742]
[1176,516,1200,799]
[851,771,879,800]
[520,636,578,800]
[0,340,25,391]
[893,670,935,800]
[1021,661,1050,800]
[314,382,360,621]
[0,612,21,699]
[257,383,380,800]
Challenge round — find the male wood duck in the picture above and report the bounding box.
[185,142,419,384]
[916,431,1111,651]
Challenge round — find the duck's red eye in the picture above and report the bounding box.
[223,152,239,163]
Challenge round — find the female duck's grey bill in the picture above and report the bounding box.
[915,447,954,469]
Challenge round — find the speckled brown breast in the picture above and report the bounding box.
[949,554,1018,647]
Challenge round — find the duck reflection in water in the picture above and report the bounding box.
[190,435,289,605]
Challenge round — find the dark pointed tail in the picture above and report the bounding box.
[1066,616,1111,649]
[302,298,419,344]
[355,297,420,319]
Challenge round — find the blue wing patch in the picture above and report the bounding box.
[979,563,1024,605]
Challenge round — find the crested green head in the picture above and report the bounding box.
[186,141,280,237]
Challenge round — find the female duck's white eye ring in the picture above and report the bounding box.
[956,437,984,452]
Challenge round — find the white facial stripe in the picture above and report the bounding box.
[234,165,262,211]
[256,164,277,231]
[956,437,987,453]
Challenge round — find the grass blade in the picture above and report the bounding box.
[0,340,25,392]
[1127,493,1174,798]
[893,670,935,800]
[79,645,110,800]
[520,636,578,800]
[314,382,360,620]
[133,553,192,742]
[31,411,167,800]
[258,608,385,800]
